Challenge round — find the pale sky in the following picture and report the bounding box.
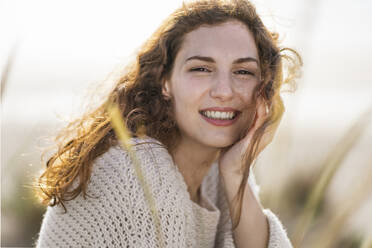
[1,0,372,133]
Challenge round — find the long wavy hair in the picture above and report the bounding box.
[36,0,301,229]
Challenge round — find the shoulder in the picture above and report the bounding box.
[37,137,188,247]
[88,136,177,196]
[92,136,172,172]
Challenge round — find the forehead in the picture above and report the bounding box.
[178,20,259,61]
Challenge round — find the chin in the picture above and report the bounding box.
[203,135,237,148]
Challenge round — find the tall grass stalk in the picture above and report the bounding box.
[360,235,372,248]
[1,42,18,101]
[108,104,165,248]
[292,107,372,247]
[313,167,372,248]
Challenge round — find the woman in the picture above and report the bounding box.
[36,0,301,247]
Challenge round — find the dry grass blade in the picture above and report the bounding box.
[108,104,165,248]
[292,107,372,247]
[312,167,372,248]
[360,236,372,248]
[1,42,18,101]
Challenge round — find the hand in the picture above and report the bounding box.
[218,96,282,178]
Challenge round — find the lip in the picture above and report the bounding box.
[199,107,241,127]
[200,107,240,112]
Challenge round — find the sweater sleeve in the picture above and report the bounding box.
[215,167,293,248]
[249,171,293,248]
[36,143,188,248]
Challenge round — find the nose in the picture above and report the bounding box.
[209,72,234,101]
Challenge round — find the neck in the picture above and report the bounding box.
[171,136,220,204]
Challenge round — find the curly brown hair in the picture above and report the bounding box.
[36,0,302,229]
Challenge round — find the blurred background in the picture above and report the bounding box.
[1,0,371,247]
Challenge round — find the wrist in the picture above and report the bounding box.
[219,171,244,204]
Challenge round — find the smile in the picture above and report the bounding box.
[200,110,236,120]
[199,109,241,126]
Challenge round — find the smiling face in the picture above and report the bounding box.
[163,20,261,149]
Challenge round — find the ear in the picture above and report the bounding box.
[162,80,171,98]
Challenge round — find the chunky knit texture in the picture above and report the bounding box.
[37,137,293,247]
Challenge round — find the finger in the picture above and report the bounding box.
[242,97,270,142]
[253,97,269,129]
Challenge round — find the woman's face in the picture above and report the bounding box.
[163,20,261,149]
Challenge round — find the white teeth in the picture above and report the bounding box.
[201,111,236,120]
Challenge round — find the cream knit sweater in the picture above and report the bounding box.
[37,137,293,247]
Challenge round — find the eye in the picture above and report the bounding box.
[234,70,254,76]
[189,67,211,72]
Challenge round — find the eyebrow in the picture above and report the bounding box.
[185,55,259,65]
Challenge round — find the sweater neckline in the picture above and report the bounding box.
[173,161,220,215]
[131,136,220,215]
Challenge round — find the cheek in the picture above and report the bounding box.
[235,105,256,139]
[235,80,259,99]
[238,86,258,131]
[172,78,207,106]
[239,87,257,109]
[241,104,256,122]
[171,85,198,120]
